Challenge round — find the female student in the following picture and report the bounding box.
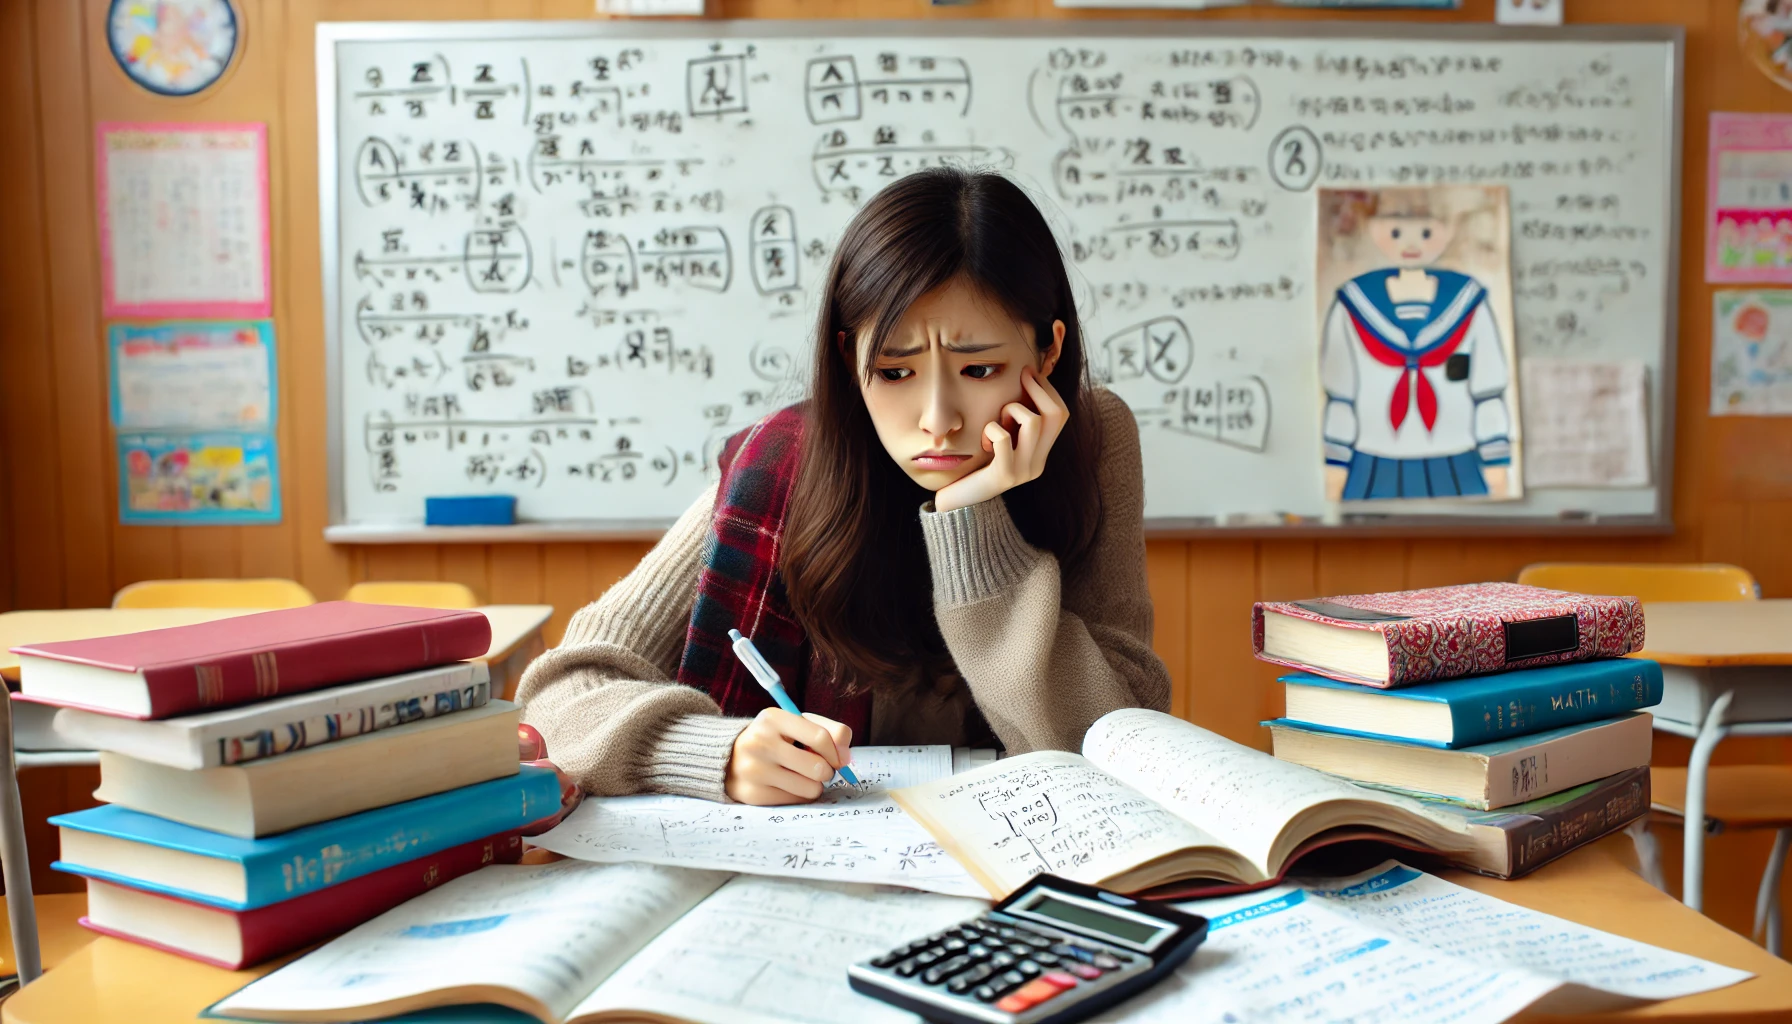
[519,167,1170,807]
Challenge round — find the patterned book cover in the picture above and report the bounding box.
[1253,582,1645,687]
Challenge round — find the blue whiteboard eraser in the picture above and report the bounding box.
[426,495,516,526]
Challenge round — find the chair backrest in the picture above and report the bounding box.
[345,581,480,609]
[1515,563,1760,603]
[112,578,317,609]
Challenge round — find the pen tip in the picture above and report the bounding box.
[728,629,744,642]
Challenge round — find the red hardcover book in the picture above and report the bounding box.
[1252,582,1645,687]
[78,830,525,970]
[11,602,492,720]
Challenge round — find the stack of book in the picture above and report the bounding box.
[1252,581,1659,879]
[10,602,564,969]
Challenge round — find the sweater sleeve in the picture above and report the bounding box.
[515,480,751,801]
[919,388,1172,755]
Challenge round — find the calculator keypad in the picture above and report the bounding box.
[860,913,1139,1018]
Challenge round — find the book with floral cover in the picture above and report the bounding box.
[1252,582,1645,687]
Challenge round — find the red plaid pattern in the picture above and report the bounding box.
[674,405,871,739]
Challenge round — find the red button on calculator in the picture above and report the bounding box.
[995,973,1078,1013]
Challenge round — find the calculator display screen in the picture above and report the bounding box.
[1023,895,1167,945]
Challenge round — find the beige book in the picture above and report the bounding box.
[892,708,1482,899]
[94,701,520,837]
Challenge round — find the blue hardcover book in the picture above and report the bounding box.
[1277,658,1662,749]
[51,764,560,911]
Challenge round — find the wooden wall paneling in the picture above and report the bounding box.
[1315,539,1408,596]
[0,0,66,611]
[540,544,594,644]
[1256,539,1317,723]
[488,544,546,605]
[1143,540,1190,720]
[440,545,494,606]
[1184,541,1261,747]
[15,765,100,896]
[362,544,444,589]
[35,0,112,610]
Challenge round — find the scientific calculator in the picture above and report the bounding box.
[847,875,1208,1024]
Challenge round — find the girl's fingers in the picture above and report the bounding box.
[1022,368,1069,433]
[987,421,1015,477]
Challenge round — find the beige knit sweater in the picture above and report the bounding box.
[517,387,1171,801]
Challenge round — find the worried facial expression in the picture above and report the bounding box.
[1367,215,1454,268]
[856,278,1062,491]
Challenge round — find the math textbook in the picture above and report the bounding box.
[207,860,987,1024]
[52,765,560,909]
[12,602,491,719]
[1263,713,1654,810]
[1420,766,1651,880]
[78,831,523,969]
[893,708,1492,900]
[1278,659,1664,748]
[1252,582,1645,687]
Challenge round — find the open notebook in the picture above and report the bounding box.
[205,859,984,1024]
[892,708,1483,898]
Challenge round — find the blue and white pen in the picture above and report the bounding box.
[728,628,860,786]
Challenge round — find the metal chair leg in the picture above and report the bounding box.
[0,696,42,985]
[1683,691,1734,912]
[1755,827,1791,958]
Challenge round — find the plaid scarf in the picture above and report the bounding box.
[674,404,872,740]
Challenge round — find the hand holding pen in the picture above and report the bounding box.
[722,628,859,806]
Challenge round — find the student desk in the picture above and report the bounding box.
[1635,600,1792,912]
[5,837,1792,1024]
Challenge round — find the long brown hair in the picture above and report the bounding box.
[781,167,1103,692]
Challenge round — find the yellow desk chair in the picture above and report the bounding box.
[111,578,316,609]
[1516,562,1789,953]
[344,581,480,609]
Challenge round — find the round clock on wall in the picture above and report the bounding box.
[107,0,240,97]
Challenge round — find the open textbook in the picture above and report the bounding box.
[204,859,983,1024]
[893,708,1488,897]
[1095,861,1750,1023]
[529,746,986,897]
[205,857,1748,1024]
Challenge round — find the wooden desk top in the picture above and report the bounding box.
[5,836,1789,1024]
[1635,600,1792,668]
[0,605,554,683]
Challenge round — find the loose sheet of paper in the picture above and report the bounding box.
[1096,861,1749,1024]
[210,861,729,1022]
[576,876,984,1024]
[530,746,985,897]
[1081,708,1469,876]
[110,322,274,430]
[98,123,271,317]
[1518,360,1651,487]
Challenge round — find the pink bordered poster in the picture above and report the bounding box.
[1707,112,1792,284]
[97,122,271,318]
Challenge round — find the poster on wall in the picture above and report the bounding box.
[1713,290,1792,416]
[1741,0,1792,93]
[1707,112,1792,284]
[109,321,274,429]
[97,122,272,318]
[106,0,240,97]
[1316,185,1520,504]
[117,430,280,524]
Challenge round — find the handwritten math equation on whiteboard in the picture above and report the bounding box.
[326,32,1671,524]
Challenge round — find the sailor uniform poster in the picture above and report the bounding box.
[1316,186,1522,503]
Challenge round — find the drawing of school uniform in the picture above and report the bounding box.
[1321,269,1511,500]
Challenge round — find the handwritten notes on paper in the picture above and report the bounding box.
[578,876,984,1024]
[530,746,985,897]
[1098,862,1749,1024]
[1518,360,1650,487]
[97,123,271,318]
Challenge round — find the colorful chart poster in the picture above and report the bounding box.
[118,431,281,524]
[97,122,271,317]
[109,321,274,429]
[1707,113,1792,284]
[1712,290,1792,416]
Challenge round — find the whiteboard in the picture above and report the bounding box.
[318,21,1682,539]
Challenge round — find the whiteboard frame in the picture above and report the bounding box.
[317,19,1684,544]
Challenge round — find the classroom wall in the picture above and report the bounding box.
[3,0,1790,930]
